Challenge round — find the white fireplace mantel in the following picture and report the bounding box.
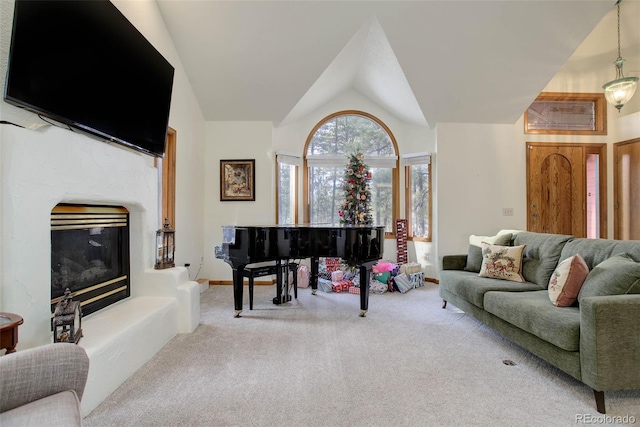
[1,124,201,416]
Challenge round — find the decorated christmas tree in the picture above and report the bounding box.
[339,153,372,226]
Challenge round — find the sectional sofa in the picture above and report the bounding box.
[439,231,640,414]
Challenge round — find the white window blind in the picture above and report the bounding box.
[276,152,302,166]
[401,152,431,166]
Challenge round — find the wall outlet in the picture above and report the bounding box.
[503,208,514,216]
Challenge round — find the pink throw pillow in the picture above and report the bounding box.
[548,254,589,307]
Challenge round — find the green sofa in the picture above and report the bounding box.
[439,231,640,414]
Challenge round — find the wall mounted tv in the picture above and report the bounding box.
[4,0,175,157]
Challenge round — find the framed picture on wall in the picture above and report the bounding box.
[220,159,255,201]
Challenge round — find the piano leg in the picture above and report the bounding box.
[289,262,298,299]
[273,259,292,305]
[310,257,319,296]
[358,261,375,317]
[233,267,245,317]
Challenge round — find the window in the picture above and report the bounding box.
[276,153,300,224]
[403,153,432,241]
[303,111,398,234]
[524,92,606,135]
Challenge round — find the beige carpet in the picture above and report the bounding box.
[84,284,640,427]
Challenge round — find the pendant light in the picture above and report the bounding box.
[602,0,638,112]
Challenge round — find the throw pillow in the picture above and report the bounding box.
[548,254,589,307]
[577,253,640,304]
[464,233,512,273]
[478,243,525,282]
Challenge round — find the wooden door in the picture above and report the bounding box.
[527,143,586,236]
[614,138,640,240]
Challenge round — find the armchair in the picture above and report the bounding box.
[0,343,89,426]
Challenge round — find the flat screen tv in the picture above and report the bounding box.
[4,0,175,157]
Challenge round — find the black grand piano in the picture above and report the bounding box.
[215,224,385,317]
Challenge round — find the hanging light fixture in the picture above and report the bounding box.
[602,0,638,112]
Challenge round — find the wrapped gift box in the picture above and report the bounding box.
[400,262,422,275]
[331,270,344,282]
[409,272,425,288]
[332,279,352,292]
[348,286,360,295]
[394,273,413,293]
[324,258,341,272]
[318,278,333,293]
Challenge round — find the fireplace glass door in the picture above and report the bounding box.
[51,204,130,317]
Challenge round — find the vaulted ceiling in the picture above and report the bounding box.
[156,0,621,128]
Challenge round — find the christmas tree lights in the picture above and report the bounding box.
[339,153,372,226]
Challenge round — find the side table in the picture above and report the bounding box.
[0,312,24,354]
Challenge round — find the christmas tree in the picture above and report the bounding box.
[339,153,372,226]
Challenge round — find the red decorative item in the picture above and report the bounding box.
[396,219,408,264]
[325,258,341,273]
[332,279,352,292]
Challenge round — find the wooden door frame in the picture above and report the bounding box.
[526,142,607,238]
[162,127,176,228]
[613,137,640,239]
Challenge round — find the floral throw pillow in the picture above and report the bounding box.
[464,233,512,273]
[478,243,526,282]
[548,254,589,307]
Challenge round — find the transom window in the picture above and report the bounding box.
[303,111,398,234]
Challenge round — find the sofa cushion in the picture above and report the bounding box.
[0,391,82,427]
[479,243,525,282]
[439,270,542,309]
[559,238,640,269]
[548,254,589,307]
[577,253,640,304]
[484,290,581,352]
[513,232,574,288]
[464,233,512,273]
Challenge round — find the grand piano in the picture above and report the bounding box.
[215,224,385,317]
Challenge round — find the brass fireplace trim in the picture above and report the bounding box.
[51,205,128,230]
[51,275,128,305]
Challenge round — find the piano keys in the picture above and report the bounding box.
[215,224,385,317]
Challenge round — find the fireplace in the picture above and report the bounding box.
[51,204,130,317]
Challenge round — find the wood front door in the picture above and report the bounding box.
[614,138,640,240]
[527,143,586,237]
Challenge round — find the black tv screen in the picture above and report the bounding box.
[4,0,175,157]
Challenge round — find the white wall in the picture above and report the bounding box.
[204,121,275,280]
[0,0,205,349]
[112,0,206,278]
[435,122,528,260]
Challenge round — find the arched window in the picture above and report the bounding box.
[303,111,398,235]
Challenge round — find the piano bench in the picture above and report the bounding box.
[242,263,298,309]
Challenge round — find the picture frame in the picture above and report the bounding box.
[220,159,255,201]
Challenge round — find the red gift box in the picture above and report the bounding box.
[325,258,341,273]
[332,279,352,292]
[348,286,360,295]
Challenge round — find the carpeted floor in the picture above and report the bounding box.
[84,284,640,427]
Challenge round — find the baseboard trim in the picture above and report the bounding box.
[208,280,273,286]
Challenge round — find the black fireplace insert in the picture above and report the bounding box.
[51,204,130,317]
